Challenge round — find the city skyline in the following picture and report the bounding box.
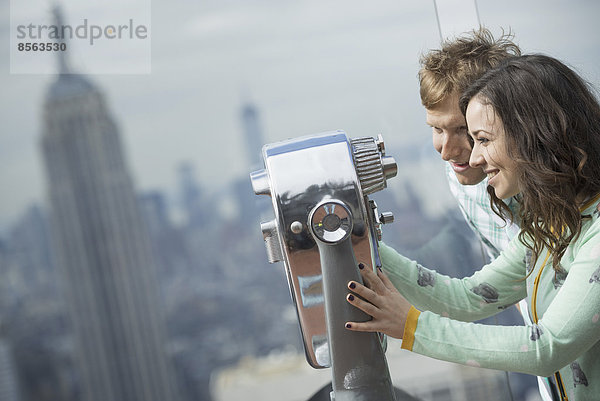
[2,0,600,232]
[4,4,594,399]
[0,40,539,399]
[41,48,180,401]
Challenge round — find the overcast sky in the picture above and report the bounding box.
[1,0,599,231]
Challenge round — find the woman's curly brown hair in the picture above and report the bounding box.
[460,54,600,270]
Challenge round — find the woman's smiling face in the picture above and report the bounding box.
[466,97,520,200]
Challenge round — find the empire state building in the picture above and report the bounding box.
[40,7,179,401]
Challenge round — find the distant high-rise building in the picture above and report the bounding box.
[177,162,207,227]
[0,339,19,401]
[40,7,179,401]
[236,101,270,225]
[240,101,265,168]
[7,205,56,290]
[139,191,171,239]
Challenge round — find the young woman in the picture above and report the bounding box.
[344,55,600,401]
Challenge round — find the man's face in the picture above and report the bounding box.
[426,93,486,185]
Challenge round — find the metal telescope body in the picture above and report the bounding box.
[251,130,397,401]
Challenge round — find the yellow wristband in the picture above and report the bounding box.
[401,306,420,351]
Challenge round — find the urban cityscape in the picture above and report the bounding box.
[0,33,540,401]
[3,1,599,400]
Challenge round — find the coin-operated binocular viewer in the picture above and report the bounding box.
[251,130,398,401]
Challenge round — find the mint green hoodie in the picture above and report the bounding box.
[380,199,600,400]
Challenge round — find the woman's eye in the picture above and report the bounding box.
[477,137,489,144]
[467,135,474,147]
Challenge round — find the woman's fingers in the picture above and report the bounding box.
[377,267,396,291]
[357,263,387,294]
[347,280,377,303]
[346,292,379,317]
[345,263,411,339]
[344,320,380,333]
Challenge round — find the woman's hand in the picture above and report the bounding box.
[345,264,412,339]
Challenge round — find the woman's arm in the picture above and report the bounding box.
[378,241,527,322]
[347,222,600,376]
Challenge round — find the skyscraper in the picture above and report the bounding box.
[177,161,207,227]
[0,338,19,401]
[40,7,179,401]
[240,101,265,168]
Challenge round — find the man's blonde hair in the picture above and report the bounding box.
[419,28,521,109]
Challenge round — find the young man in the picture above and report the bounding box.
[419,28,521,262]
[418,29,553,401]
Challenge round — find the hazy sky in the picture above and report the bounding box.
[1,0,599,231]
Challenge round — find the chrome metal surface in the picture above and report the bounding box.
[250,169,270,196]
[379,212,395,225]
[309,201,353,244]
[382,155,398,180]
[260,220,283,263]
[290,220,304,234]
[350,136,398,195]
[250,131,396,376]
[376,133,386,153]
[314,233,395,401]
